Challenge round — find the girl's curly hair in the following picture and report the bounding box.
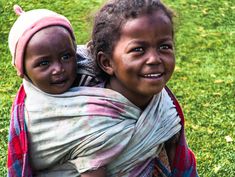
[90,0,175,78]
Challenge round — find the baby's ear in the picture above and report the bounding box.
[97,51,114,76]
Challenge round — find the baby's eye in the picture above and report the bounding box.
[39,60,49,67]
[61,53,72,61]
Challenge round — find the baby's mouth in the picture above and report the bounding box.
[52,78,67,85]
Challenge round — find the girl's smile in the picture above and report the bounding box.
[106,10,175,109]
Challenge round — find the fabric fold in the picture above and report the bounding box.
[23,79,181,176]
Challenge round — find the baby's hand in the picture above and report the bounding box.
[80,166,106,177]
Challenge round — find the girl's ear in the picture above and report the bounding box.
[97,51,114,75]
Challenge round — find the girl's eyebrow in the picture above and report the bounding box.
[156,37,174,44]
[126,37,173,48]
[126,40,146,46]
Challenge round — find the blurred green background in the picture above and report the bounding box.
[0,0,234,176]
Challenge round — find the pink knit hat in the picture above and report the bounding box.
[8,5,75,77]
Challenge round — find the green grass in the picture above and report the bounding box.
[0,0,234,176]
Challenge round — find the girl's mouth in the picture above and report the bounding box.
[143,73,163,78]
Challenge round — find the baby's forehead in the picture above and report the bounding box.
[40,25,71,33]
[31,25,74,41]
[27,26,75,50]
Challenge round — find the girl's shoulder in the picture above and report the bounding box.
[164,86,185,125]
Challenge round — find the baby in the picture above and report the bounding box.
[7,5,104,177]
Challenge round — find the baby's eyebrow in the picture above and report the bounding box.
[32,55,50,62]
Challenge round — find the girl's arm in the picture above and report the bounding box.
[165,132,180,170]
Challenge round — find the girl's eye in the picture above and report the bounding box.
[159,44,173,50]
[131,47,144,53]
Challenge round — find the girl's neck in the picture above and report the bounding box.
[106,81,153,110]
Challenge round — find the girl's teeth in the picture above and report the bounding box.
[144,73,161,77]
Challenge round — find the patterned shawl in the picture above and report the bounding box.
[7,85,32,177]
[153,87,198,177]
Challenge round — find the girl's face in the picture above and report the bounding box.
[108,10,175,109]
[24,26,77,94]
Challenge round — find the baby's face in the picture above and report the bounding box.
[24,26,77,94]
[109,10,175,108]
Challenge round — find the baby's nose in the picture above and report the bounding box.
[52,62,65,75]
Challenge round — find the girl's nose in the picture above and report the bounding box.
[145,49,162,65]
[52,62,65,75]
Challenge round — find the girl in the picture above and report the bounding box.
[90,0,198,176]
